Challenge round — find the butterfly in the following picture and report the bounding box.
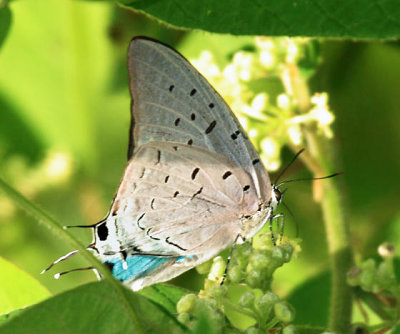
[44,37,285,291]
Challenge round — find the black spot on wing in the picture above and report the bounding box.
[222,171,232,179]
[150,198,155,209]
[174,191,179,198]
[187,139,193,145]
[164,175,170,183]
[104,261,115,272]
[231,130,240,140]
[191,187,203,199]
[252,159,260,165]
[243,185,250,191]
[137,213,145,230]
[147,228,160,241]
[121,250,127,260]
[209,103,214,108]
[174,118,180,126]
[191,167,200,180]
[97,223,108,241]
[156,150,161,164]
[169,85,174,92]
[205,120,217,134]
[190,88,197,96]
[191,113,196,120]
[166,237,187,251]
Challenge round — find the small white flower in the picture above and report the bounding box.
[287,124,303,145]
[223,64,238,83]
[277,93,291,110]
[261,137,279,158]
[286,39,299,64]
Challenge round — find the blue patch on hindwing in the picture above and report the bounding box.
[105,256,170,282]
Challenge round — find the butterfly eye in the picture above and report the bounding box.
[274,189,282,202]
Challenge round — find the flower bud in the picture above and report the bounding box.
[239,291,255,308]
[177,293,197,313]
[274,301,295,323]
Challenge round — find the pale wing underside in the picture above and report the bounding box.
[109,142,259,256]
[128,37,271,200]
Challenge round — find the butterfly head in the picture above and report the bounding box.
[270,185,284,211]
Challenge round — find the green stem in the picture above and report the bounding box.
[286,65,354,333]
[0,177,143,334]
[304,133,353,334]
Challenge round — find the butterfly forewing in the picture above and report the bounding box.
[128,37,271,200]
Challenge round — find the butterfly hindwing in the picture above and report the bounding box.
[99,142,259,256]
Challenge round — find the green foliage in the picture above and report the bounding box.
[0,257,50,315]
[122,0,400,39]
[0,281,185,334]
[1,0,400,333]
[0,3,11,49]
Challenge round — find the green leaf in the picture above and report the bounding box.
[122,0,400,39]
[0,281,186,334]
[0,257,50,315]
[0,5,11,49]
[140,284,189,314]
[0,0,113,169]
[287,271,330,327]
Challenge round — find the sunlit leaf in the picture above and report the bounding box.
[0,257,50,316]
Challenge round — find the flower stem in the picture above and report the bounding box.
[287,65,354,333]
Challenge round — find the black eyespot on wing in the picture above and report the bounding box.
[174,118,180,126]
[97,223,108,241]
[243,185,250,191]
[187,139,193,145]
[191,167,200,180]
[205,120,217,134]
[222,171,232,179]
[164,175,170,183]
[173,146,178,151]
[190,89,197,96]
[209,103,214,108]
[174,191,179,197]
[169,85,174,92]
[191,113,196,120]
[252,159,260,165]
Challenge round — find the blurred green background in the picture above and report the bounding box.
[1,0,400,326]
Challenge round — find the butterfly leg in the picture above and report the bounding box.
[220,234,245,285]
[273,213,285,244]
[269,215,276,246]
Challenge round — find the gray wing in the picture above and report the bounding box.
[127,37,271,201]
[109,142,260,256]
